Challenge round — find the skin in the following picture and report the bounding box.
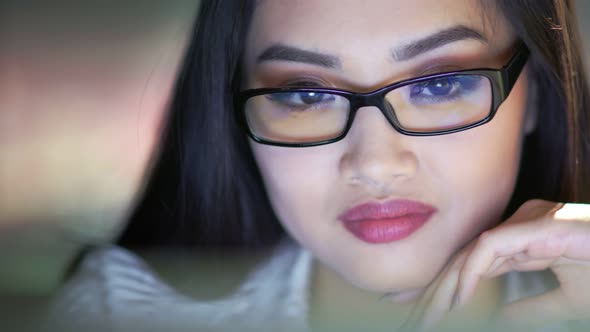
[245,0,529,295]
[241,0,590,329]
[243,0,536,329]
[451,200,590,330]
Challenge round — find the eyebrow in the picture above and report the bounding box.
[257,44,341,68]
[392,25,487,61]
[255,25,487,68]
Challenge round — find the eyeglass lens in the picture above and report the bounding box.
[244,74,492,143]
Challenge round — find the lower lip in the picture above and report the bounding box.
[343,213,433,244]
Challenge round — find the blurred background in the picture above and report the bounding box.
[0,0,589,301]
[0,1,198,295]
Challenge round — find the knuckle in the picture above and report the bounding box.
[474,229,500,256]
[477,229,495,244]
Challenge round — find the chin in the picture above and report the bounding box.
[335,259,440,295]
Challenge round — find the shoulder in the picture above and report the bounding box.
[46,239,311,331]
[47,246,184,329]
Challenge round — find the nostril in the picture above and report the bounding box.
[339,134,420,193]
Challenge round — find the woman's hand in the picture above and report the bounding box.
[453,199,590,329]
[399,241,496,332]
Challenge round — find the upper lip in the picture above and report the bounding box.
[338,199,437,222]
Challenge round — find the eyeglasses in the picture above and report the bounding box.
[237,44,529,147]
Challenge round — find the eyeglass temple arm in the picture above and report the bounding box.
[504,44,530,90]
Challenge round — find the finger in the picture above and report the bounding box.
[400,249,469,331]
[486,258,557,278]
[416,252,468,331]
[486,255,508,275]
[473,249,535,278]
[455,223,538,306]
[400,273,443,331]
[458,218,590,306]
[528,223,590,262]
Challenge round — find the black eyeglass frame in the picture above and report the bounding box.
[237,44,530,147]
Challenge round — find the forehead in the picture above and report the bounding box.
[245,0,512,69]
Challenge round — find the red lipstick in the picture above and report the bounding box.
[339,199,436,244]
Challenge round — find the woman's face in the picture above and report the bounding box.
[243,0,533,295]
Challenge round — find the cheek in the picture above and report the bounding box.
[427,77,529,243]
[250,143,340,235]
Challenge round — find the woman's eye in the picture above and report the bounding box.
[412,78,453,96]
[408,75,482,103]
[300,92,331,104]
[268,91,335,110]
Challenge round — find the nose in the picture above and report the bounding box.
[339,106,419,195]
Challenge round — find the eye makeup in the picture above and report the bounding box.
[247,47,503,92]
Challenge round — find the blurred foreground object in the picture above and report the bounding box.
[0,0,198,295]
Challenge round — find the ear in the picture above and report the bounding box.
[523,73,538,135]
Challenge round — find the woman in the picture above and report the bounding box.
[51,0,590,331]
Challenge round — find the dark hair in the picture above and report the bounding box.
[119,0,283,248]
[498,0,590,214]
[119,0,590,249]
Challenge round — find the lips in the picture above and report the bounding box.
[339,199,437,244]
